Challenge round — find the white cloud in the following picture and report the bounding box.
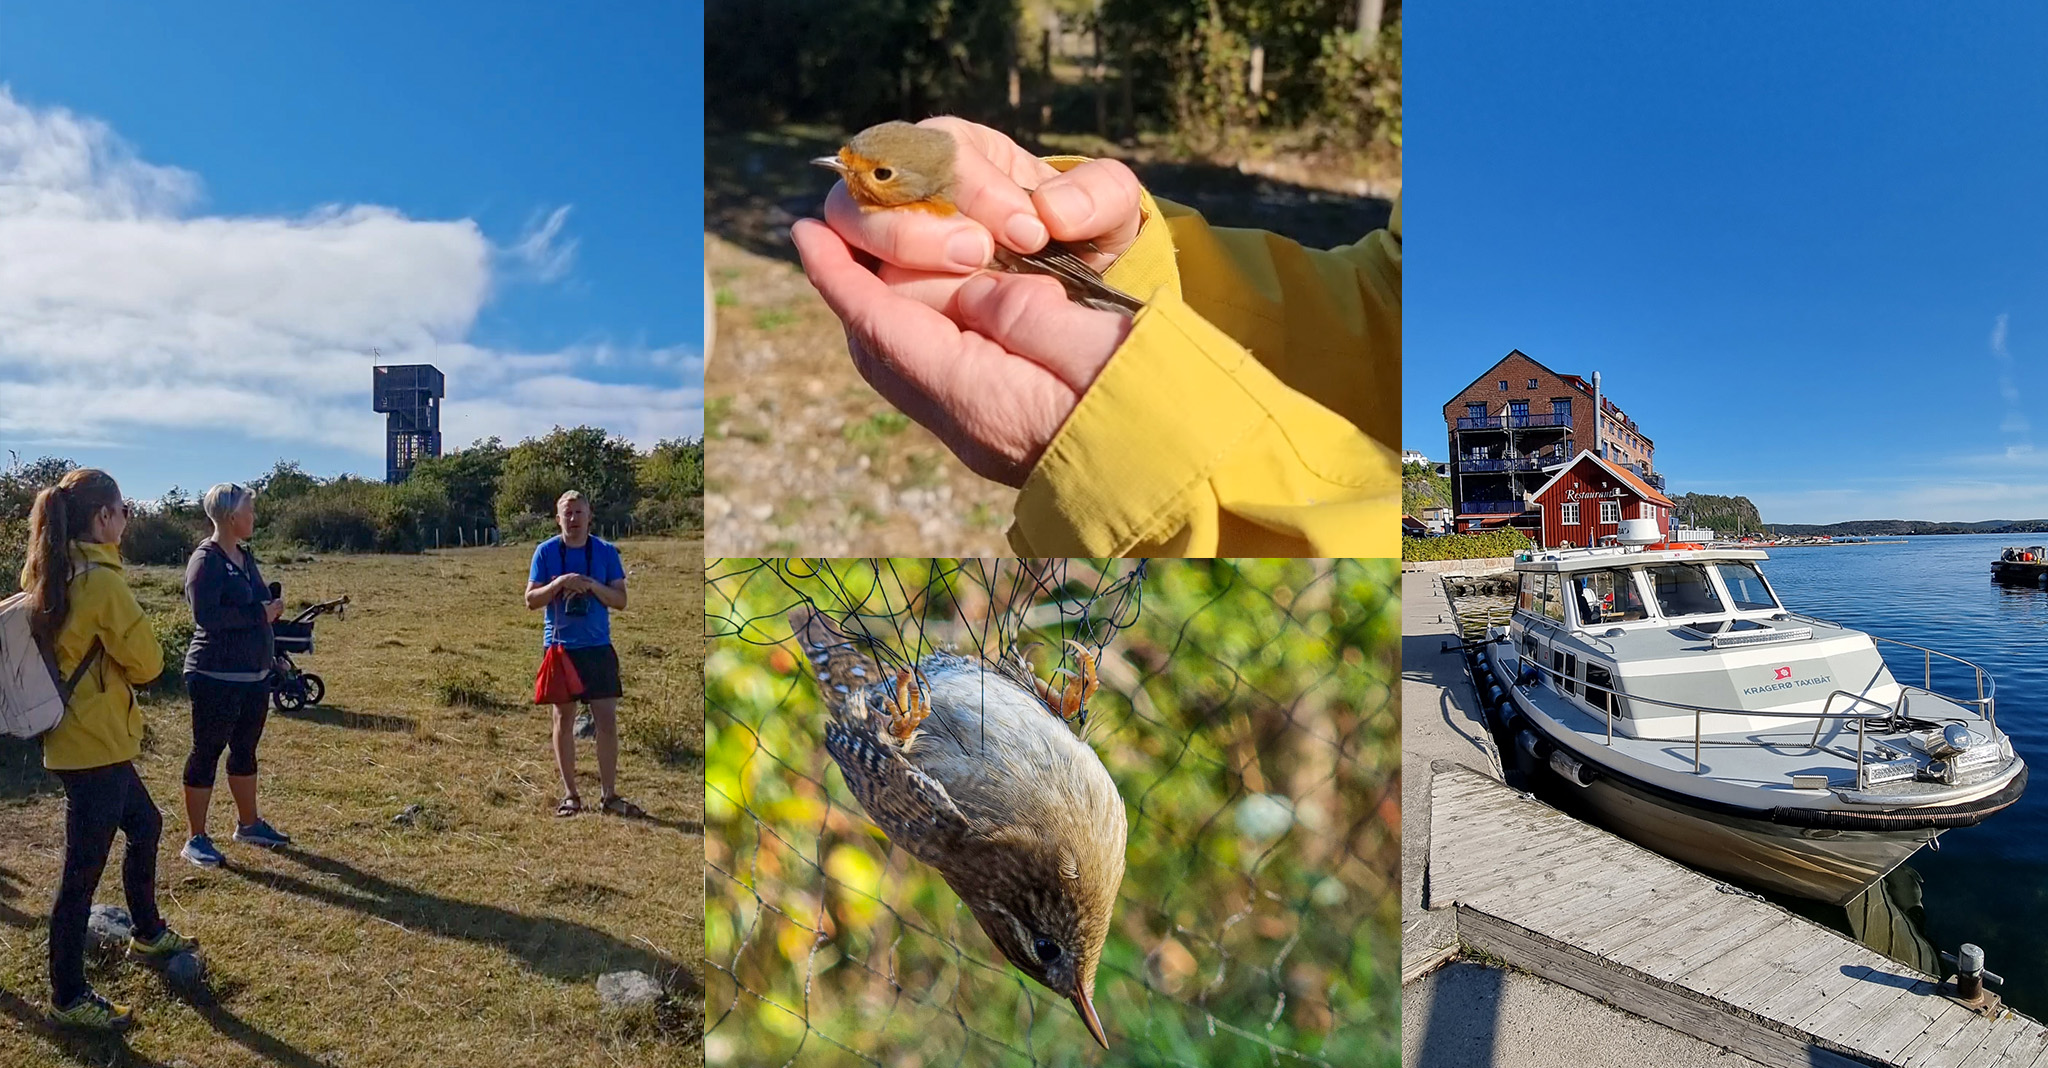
[507,204,578,282]
[0,86,698,465]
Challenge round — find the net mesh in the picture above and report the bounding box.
[704,558,1400,1066]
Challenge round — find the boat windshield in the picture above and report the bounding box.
[1711,561,1778,611]
[1646,563,1725,618]
[1570,569,1649,625]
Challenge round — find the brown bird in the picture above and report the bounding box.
[789,607,1128,1048]
[812,121,1145,316]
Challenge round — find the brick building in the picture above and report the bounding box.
[1530,451,1675,548]
[1440,350,1662,535]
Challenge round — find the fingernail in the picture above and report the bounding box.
[947,231,991,270]
[957,274,999,311]
[1037,184,1091,229]
[1004,213,1048,251]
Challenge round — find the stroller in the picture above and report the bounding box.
[270,595,349,711]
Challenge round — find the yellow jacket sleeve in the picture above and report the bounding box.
[1008,173,1399,558]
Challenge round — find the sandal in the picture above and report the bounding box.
[600,794,645,819]
[555,795,583,817]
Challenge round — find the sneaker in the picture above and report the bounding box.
[181,834,224,868]
[575,710,595,740]
[48,989,133,1032]
[130,925,199,960]
[232,819,292,849]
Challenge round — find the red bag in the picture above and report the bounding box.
[534,644,584,705]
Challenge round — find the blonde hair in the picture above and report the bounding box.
[20,468,122,648]
[555,490,588,515]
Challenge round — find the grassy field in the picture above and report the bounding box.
[0,539,705,1068]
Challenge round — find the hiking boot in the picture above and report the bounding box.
[48,990,133,1032]
[232,819,292,849]
[130,925,199,961]
[181,834,224,868]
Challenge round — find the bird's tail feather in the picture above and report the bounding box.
[788,606,883,722]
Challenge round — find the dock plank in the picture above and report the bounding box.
[1427,765,2039,1067]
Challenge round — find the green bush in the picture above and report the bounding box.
[1402,528,1534,562]
[145,613,194,697]
[124,511,204,567]
[275,498,381,553]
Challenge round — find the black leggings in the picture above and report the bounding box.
[50,762,164,1007]
[183,675,270,789]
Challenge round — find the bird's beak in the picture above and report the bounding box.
[810,155,849,176]
[1070,991,1109,1049]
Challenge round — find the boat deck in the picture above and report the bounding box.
[1426,763,2048,1067]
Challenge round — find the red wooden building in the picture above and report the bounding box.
[1529,450,1675,548]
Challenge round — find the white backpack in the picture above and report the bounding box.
[0,565,106,739]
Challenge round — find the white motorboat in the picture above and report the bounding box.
[1476,521,2027,905]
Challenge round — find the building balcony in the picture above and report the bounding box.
[1454,412,1573,431]
[1459,456,1545,472]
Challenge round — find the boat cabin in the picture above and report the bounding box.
[1509,546,1901,740]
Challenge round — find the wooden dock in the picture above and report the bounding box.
[1423,763,2048,1067]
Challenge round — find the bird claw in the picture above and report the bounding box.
[1033,640,1097,722]
[885,667,931,741]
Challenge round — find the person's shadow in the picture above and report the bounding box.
[0,863,36,930]
[0,985,171,1068]
[226,847,694,989]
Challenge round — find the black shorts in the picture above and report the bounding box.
[563,643,622,703]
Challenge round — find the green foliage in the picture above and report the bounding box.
[1402,527,1533,562]
[1672,492,1764,537]
[405,437,509,531]
[704,559,1399,1065]
[124,510,205,567]
[252,459,318,502]
[145,612,193,697]
[495,426,642,528]
[634,438,705,536]
[706,0,1399,157]
[1401,460,1450,517]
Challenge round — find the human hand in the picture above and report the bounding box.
[820,116,1145,278]
[265,600,284,624]
[792,218,1133,487]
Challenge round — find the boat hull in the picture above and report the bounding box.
[1571,771,1933,905]
[1991,560,2048,586]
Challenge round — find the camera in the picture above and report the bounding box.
[563,593,591,617]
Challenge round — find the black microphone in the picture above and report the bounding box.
[268,581,282,600]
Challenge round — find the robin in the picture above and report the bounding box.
[812,121,1144,316]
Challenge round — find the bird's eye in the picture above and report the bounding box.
[873,167,894,181]
[1033,937,1061,963]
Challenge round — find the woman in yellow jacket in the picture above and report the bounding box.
[794,116,1398,557]
[22,469,197,1032]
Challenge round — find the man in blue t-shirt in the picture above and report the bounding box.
[525,490,640,818]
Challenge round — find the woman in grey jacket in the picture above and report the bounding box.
[178,483,290,867]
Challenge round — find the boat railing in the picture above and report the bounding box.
[1784,613,1997,733]
[1507,649,1986,783]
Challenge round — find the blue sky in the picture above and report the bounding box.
[1406,3,2048,524]
[0,2,703,498]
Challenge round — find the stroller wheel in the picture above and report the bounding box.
[278,685,306,712]
[302,675,325,705]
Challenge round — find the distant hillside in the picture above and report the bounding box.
[1403,461,1451,516]
[1767,519,2048,536]
[1673,493,1764,537]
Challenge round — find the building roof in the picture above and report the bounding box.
[1528,449,1675,509]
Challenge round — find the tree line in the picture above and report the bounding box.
[707,0,1400,157]
[0,428,703,586]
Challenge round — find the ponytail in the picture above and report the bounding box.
[19,468,122,650]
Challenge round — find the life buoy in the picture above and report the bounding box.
[1647,542,1706,551]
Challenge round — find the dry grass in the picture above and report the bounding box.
[0,538,705,1068]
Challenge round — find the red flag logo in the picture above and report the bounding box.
[1773,666,1792,680]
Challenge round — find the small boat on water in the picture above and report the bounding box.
[1991,546,2048,586]
[1477,520,2027,905]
